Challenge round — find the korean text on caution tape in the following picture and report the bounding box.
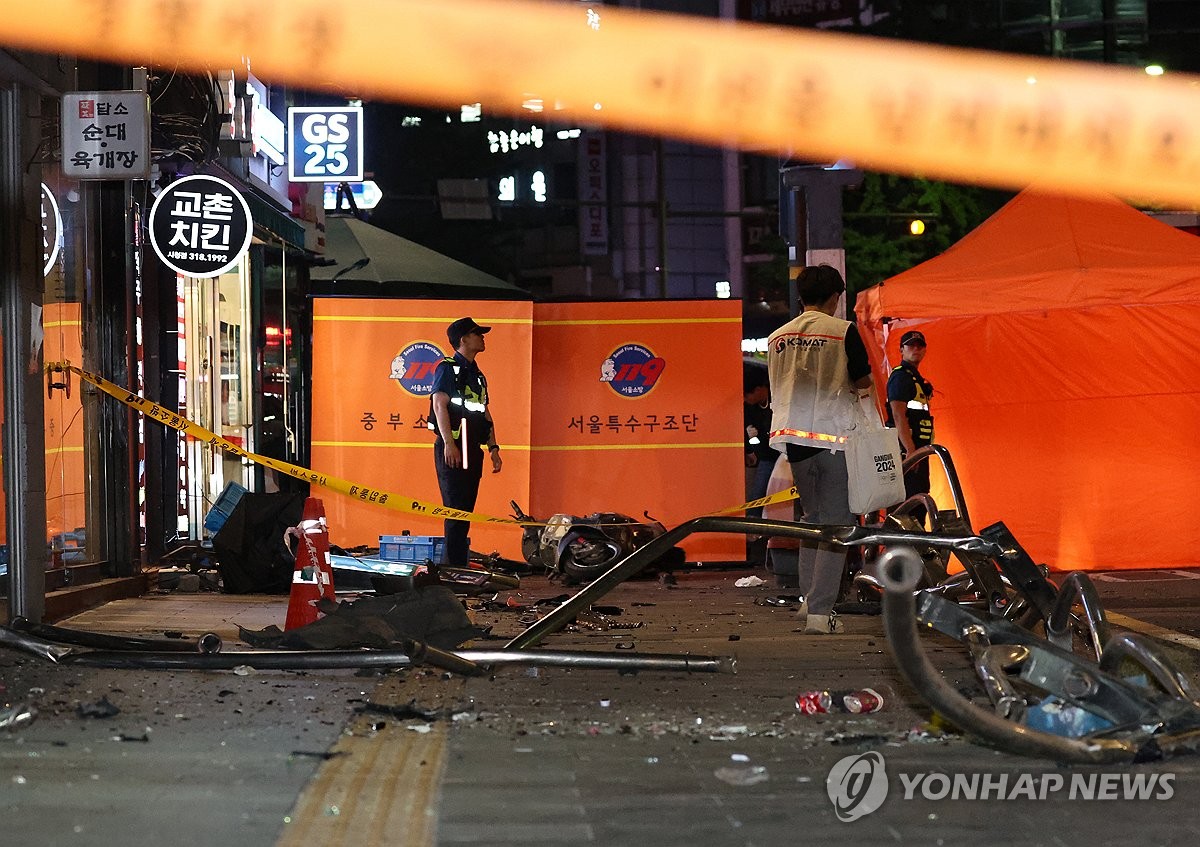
[3,1,1200,206]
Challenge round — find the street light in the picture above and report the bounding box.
[909,219,926,236]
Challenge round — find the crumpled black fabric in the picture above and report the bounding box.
[238,586,487,651]
[214,492,305,594]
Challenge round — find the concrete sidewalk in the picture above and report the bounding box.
[1,569,1199,846]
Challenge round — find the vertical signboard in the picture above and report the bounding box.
[310,299,533,558]
[288,106,365,182]
[578,131,609,255]
[61,91,151,179]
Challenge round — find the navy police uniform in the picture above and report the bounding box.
[429,351,493,567]
[886,359,935,501]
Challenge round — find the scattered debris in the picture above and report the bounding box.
[590,605,624,616]
[239,586,486,651]
[713,764,769,786]
[0,702,36,730]
[355,700,442,722]
[826,731,892,746]
[290,750,349,761]
[733,576,766,588]
[566,609,643,632]
[113,732,149,743]
[796,688,887,715]
[76,696,120,719]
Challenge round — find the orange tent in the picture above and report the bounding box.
[855,189,1200,571]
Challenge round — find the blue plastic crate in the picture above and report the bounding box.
[204,482,248,534]
[379,534,446,563]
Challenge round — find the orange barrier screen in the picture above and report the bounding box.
[530,300,744,562]
[311,299,533,559]
[312,298,747,564]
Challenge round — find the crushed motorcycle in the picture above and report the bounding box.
[509,501,685,584]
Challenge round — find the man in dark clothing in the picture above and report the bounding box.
[743,367,778,520]
[429,317,502,567]
[886,329,934,522]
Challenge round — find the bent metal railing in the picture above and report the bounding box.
[505,443,1200,763]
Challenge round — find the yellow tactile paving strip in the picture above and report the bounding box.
[64,594,449,847]
[275,676,447,847]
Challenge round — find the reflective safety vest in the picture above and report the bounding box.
[428,356,491,446]
[888,363,934,447]
[765,310,861,452]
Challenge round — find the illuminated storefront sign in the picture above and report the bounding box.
[61,90,151,179]
[487,126,543,154]
[41,182,62,276]
[287,106,364,182]
[148,174,253,278]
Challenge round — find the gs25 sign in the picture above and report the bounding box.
[287,107,364,182]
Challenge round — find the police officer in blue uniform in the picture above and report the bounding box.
[429,317,502,567]
[886,330,934,522]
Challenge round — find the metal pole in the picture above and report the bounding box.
[878,546,1134,764]
[1,83,47,622]
[456,648,735,674]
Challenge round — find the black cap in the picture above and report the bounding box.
[447,317,491,348]
[899,330,927,348]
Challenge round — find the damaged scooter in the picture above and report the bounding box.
[510,501,685,584]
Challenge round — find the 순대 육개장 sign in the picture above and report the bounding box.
[61,91,150,179]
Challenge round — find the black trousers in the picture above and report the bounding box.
[903,455,931,526]
[433,440,484,567]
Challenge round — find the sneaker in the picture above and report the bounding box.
[804,612,843,634]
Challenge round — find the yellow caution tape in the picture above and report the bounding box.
[54,363,796,526]
[54,362,523,527]
[4,2,1200,205]
[709,486,799,516]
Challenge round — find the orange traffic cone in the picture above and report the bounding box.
[284,497,337,630]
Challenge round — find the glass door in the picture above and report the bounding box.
[180,256,253,538]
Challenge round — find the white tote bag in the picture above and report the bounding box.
[844,398,906,516]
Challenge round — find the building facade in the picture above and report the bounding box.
[0,53,318,622]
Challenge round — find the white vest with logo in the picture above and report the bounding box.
[767,310,859,452]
